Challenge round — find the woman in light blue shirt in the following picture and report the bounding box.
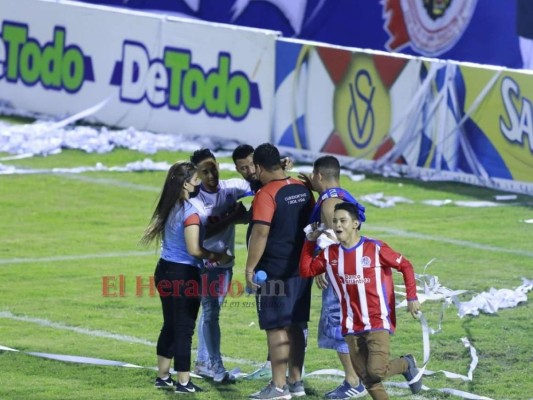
[141,161,233,394]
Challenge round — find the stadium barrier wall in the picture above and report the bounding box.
[0,0,277,146]
[273,39,533,195]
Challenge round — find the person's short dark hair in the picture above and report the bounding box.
[190,148,216,166]
[334,201,366,228]
[314,155,340,180]
[232,144,254,164]
[253,143,282,171]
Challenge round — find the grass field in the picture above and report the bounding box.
[0,144,532,400]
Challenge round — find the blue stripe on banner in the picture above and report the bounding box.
[453,67,466,113]
[278,115,308,149]
[463,120,513,179]
[275,41,302,89]
[249,82,262,109]
[417,131,433,168]
[435,67,446,91]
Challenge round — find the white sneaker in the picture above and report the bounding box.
[194,361,214,378]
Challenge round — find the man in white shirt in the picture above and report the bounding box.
[189,148,249,382]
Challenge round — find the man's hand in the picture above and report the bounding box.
[297,172,313,191]
[305,222,322,241]
[219,251,234,265]
[230,201,248,224]
[407,300,421,319]
[315,273,328,290]
[281,157,293,171]
[245,270,259,293]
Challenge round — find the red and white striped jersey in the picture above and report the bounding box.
[299,237,418,335]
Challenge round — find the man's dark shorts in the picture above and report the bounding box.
[256,275,312,330]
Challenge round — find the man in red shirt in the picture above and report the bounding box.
[245,143,313,399]
[300,202,422,400]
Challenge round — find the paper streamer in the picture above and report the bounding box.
[0,345,243,377]
[0,119,240,156]
[392,262,532,399]
[453,278,533,317]
[0,345,144,368]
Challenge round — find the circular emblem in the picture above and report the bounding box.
[384,0,478,56]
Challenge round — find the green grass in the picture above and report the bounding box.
[0,148,532,399]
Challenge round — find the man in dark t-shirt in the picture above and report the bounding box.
[245,143,313,399]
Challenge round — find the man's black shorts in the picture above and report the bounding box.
[256,275,312,330]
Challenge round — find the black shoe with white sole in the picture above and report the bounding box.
[175,380,204,394]
[154,376,175,389]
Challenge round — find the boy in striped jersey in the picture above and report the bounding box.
[300,155,366,399]
[299,202,422,400]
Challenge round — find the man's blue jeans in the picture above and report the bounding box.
[196,267,233,365]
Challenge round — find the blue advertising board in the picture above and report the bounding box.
[78,0,522,68]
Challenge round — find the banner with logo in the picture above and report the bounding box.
[75,0,522,69]
[0,0,277,146]
[273,39,533,195]
[455,66,533,192]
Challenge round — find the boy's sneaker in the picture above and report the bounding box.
[154,375,175,389]
[175,380,203,394]
[325,380,367,399]
[212,360,235,383]
[249,381,292,399]
[402,354,422,394]
[194,361,214,379]
[288,380,306,397]
[245,362,273,380]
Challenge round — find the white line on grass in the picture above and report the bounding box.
[57,174,161,192]
[0,311,259,366]
[0,311,154,346]
[1,228,529,266]
[0,251,156,265]
[0,245,247,265]
[368,226,533,258]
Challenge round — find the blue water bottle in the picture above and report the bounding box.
[246,270,268,294]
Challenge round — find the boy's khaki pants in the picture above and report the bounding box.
[345,330,408,400]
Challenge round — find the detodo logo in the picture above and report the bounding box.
[110,41,261,120]
[0,21,94,92]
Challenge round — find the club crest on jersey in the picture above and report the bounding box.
[383,0,477,56]
[360,256,371,268]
